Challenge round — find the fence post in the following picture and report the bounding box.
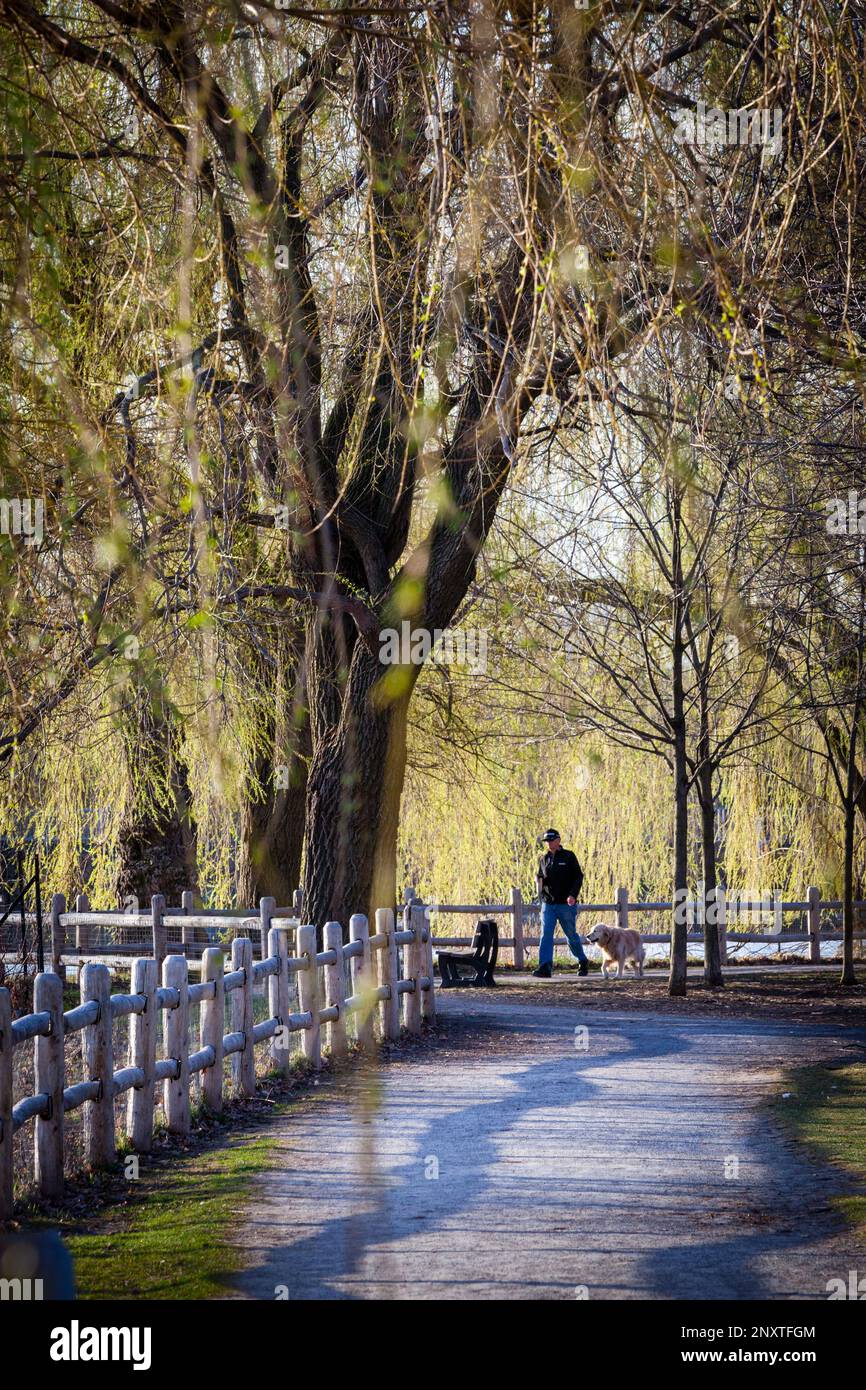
[151,893,166,969]
[376,907,400,1041]
[0,988,12,1219]
[163,954,190,1134]
[81,962,115,1166]
[259,895,276,963]
[34,971,65,1200]
[181,889,194,952]
[420,906,437,1024]
[129,958,157,1151]
[292,887,303,916]
[616,886,630,934]
[808,886,822,964]
[510,886,524,970]
[201,947,225,1110]
[50,892,66,979]
[349,913,374,1050]
[296,924,321,1069]
[269,926,292,1077]
[404,905,422,1035]
[75,892,90,951]
[231,937,256,1096]
[716,887,728,965]
[324,921,348,1058]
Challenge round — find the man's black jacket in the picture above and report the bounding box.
[537,847,584,904]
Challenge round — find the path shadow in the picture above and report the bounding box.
[227,1008,686,1298]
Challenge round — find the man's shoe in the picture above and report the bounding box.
[532,964,552,979]
[578,962,589,977]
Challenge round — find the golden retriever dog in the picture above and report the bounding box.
[584,922,645,979]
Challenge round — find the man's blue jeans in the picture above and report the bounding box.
[539,902,587,967]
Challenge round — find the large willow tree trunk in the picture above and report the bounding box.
[116,780,196,908]
[116,687,198,908]
[236,631,310,907]
[303,626,413,932]
[237,744,308,907]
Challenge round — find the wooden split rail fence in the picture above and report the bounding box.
[0,906,435,1220]
[6,884,863,976]
[0,891,301,969]
[424,886,866,969]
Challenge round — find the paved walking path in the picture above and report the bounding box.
[231,992,866,1300]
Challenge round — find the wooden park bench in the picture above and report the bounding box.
[436,918,498,988]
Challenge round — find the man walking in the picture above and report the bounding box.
[533,829,588,978]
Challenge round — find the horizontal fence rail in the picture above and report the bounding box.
[0,906,435,1219]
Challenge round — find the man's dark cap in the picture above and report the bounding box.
[542,828,560,842]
